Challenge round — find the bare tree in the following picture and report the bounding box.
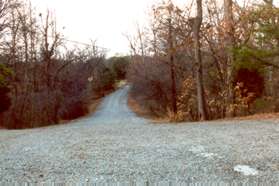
[193,0,208,120]
[0,0,16,34]
[39,11,63,89]
[224,0,235,116]
[167,3,178,114]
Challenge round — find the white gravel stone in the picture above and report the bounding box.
[234,165,259,176]
[200,153,217,158]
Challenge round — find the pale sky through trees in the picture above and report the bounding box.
[30,0,278,56]
[30,0,188,56]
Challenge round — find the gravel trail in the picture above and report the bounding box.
[0,86,279,183]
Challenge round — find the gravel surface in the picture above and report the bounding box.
[0,86,279,183]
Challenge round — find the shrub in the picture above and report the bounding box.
[177,78,198,121]
[0,64,12,114]
[108,56,130,80]
[233,68,264,100]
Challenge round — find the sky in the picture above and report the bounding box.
[30,0,188,56]
[30,0,278,56]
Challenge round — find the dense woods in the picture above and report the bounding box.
[0,0,124,129]
[1,0,279,128]
[128,0,279,121]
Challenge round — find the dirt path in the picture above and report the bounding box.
[0,86,279,183]
[88,86,147,125]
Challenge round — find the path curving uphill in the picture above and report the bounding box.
[0,86,279,183]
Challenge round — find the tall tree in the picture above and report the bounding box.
[263,0,274,97]
[224,0,235,116]
[194,0,208,120]
[167,3,178,114]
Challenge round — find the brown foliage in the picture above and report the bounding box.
[128,0,279,121]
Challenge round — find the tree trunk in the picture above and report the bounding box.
[194,0,208,120]
[264,0,274,99]
[168,17,177,114]
[224,0,235,117]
